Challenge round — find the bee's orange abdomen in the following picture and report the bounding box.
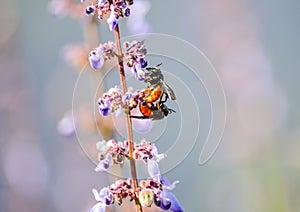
[139,102,153,117]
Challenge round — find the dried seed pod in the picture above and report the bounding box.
[125,0,134,6]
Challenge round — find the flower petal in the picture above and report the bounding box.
[94,159,110,172]
[99,187,112,202]
[89,49,104,70]
[90,202,106,212]
[160,198,171,210]
[107,11,118,31]
[147,160,160,182]
[98,0,106,6]
[92,189,101,201]
[96,140,108,152]
[133,62,145,80]
[150,145,165,162]
[98,98,111,116]
[166,192,184,212]
[161,177,179,191]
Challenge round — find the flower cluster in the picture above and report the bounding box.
[139,177,183,211]
[94,139,165,172]
[84,0,132,31]
[97,86,138,116]
[123,40,148,80]
[92,138,183,211]
[90,179,135,212]
[91,172,183,211]
[88,40,147,81]
[88,41,117,70]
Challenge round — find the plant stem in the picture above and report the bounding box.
[113,24,143,212]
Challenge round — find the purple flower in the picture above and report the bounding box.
[93,187,113,204]
[98,97,111,116]
[131,62,145,80]
[107,7,118,31]
[158,191,183,212]
[95,153,113,172]
[159,178,183,212]
[89,47,104,70]
[90,187,113,212]
[166,192,184,212]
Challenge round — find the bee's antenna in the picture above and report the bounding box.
[157,63,162,67]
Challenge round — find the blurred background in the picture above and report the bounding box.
[0,0,299,211]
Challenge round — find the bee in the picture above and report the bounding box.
[130,63,176,120]
[143,63,176,101]
[130,100,176,120]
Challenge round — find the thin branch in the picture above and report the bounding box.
[113,24,143,212]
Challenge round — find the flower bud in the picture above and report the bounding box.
[125,0,134,6]
[139,189,154,207]
[124,8,130,17]
[85,5,96,16]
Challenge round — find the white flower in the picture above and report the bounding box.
[90,202,106,212]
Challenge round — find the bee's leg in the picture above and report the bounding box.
[149,102,156,110]
[130,115,150,119]
[159,92,168,103]
[155,100,161,111]
[168,108,176,113]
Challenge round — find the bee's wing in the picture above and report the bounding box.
[160,80,176,100]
